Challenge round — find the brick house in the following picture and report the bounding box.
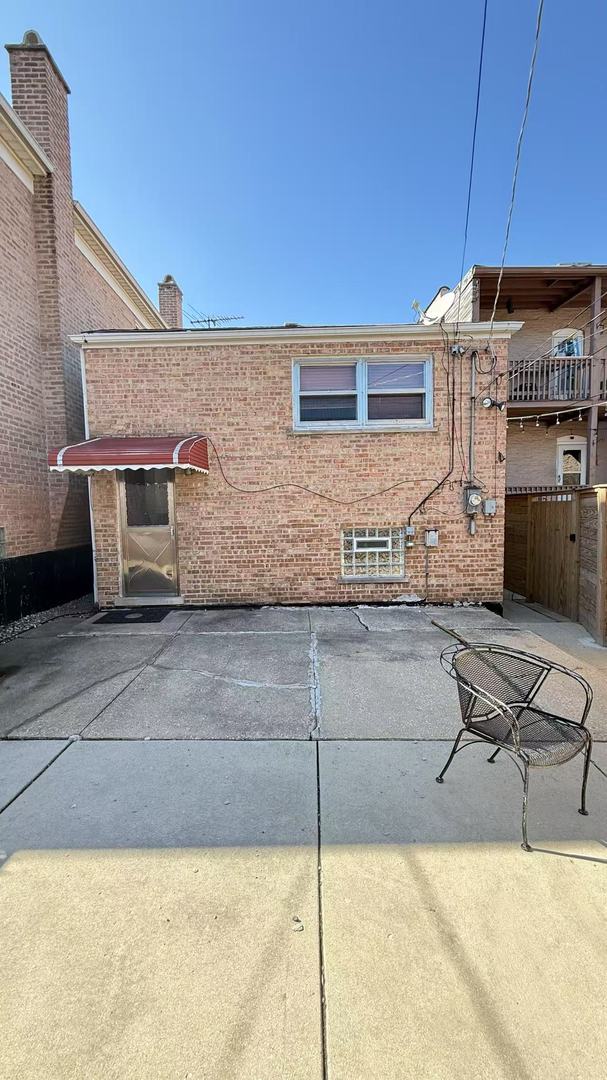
[49,312,521,608]
[0,30,167,621]
[422,265,607,492]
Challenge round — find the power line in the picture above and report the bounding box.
[488,0,545,339]
[455,0,489,335]
[506,391,607,424]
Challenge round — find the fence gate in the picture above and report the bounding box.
[527,494,579,619]
[505,492,580,620]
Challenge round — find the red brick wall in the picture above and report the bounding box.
[85,336,509,606]
[0,43,148,558]
[0,161,51,555]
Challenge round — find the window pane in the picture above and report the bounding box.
[300,394,357,422]
[354,538,390,551]
[368,394,425,421]
[367,362,425,389]
[125,469,169,526]
[299,364,357,391]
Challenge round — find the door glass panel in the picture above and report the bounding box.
[125,469,169,526]
[561,450,582,487]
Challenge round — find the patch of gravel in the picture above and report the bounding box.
[0,594,95,644]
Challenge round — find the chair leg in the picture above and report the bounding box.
[436,729,465,784]
[521,762,532,852]
[487,748,501,764]
[578,733,592,816]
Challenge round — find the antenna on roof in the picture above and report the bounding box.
[186,312,245,329]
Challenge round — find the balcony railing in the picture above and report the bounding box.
[508,356,592,402]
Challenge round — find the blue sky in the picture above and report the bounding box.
[3,1,606,325]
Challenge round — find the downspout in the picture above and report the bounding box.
[79,345,98,605]
[468,351,477,535]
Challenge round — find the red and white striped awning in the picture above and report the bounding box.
[48,436,209,473]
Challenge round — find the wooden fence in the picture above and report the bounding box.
[505,486,607,645]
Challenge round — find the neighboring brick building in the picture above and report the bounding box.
[0,30,166,620]
[422,265,607,490]
[50,318,521,608]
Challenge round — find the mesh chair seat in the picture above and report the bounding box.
[469,705,587,766]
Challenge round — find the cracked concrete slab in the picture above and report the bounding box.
[0,740,68,811]
[180,606,310,633]
[157,630,311,686]
[319,740,607,1080]
[308,607,365,634]
[0,635,169,739]
[0,740,322,1080]
[423,604,518,631]
[316,629,457,738]
[85,665,314,739]
[353,605,441,631]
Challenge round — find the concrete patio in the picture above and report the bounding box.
[2,602,607,741]
[1,604,606,1078]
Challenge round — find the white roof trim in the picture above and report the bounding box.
[0,92,53,182]
[73,202,166,330]
[50,462,208,474]
[72,321,524,348]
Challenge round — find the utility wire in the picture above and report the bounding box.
[507,391,607,424]
[455,0,489,336]
[203,434,441,507]
[488,0,545,338]
[477,287,607,402]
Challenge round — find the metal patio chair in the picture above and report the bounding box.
[436,642,593,851]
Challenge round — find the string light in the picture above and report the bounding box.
[556,413,560,425]
[578,411,583,421]
[535,416,540,427]
[519,418,524,429]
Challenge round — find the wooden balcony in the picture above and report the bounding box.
[508,355,592,403]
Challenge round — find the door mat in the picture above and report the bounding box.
[94,608,171,625]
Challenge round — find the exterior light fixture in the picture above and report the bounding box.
[481,397,506,411]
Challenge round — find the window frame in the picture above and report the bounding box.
[551,328,584,358]
[340,526,406,581]
[293,356,434,432]
[556,435,587,487]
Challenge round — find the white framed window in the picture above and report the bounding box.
[341,526,405,579]
[556,435,587,487]
[552,328,584,357]
[293,357,433,431]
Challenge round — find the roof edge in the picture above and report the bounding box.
[0,91,53,176]
[73,321,524,348]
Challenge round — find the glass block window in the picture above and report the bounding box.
[294,358,432,430]
[341,527,405,578]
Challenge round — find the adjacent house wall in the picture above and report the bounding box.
[505,421,607,489]
[84,335,509,607]
[0,35,160,617]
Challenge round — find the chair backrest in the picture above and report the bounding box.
[449,644,549,723]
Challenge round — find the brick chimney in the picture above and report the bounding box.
[158,275,183,329]
[6,30,72,191]
[5,30,81,544]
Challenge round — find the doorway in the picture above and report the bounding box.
[556,436,587,488]
[118,469,179,597]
